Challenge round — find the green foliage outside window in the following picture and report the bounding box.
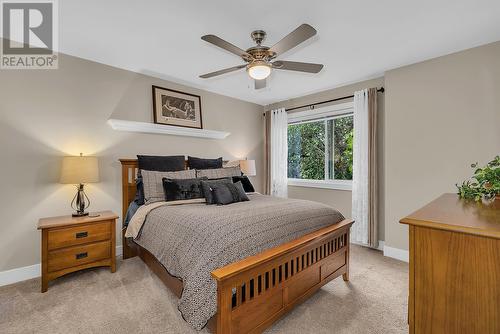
[333,116,353,180]
[288,115,353,181]
[288,121,325,180]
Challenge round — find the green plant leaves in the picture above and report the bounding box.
[456,155,500,201]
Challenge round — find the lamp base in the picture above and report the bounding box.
[71,183,91,218]
[72,211,89,217]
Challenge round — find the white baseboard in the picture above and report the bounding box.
[0,263,41,287]
[350,240,384,251]
[0,246,123,287]
[383,245,409,262]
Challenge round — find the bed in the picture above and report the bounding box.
[120,158,354,334]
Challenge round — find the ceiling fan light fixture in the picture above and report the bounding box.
[247,60,271,80]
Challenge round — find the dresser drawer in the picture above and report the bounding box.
[48,240,111,272]
[48,221,111,250]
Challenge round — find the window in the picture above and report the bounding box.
[287,102,353,190]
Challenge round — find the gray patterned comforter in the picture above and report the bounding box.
[135,193,344,330]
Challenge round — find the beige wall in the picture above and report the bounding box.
[288,187,352,218]
[384,41,500,250]
[0,50,264,272]
[267,77,386,239]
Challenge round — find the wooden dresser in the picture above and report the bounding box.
[400,194,500,334]
[38,211,118,292]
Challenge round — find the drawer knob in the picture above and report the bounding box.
[76,231,88,239]
[75,252,88,260]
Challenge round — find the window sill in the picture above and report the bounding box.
[287,179,352,191]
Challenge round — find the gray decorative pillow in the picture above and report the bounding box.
[232,181,250,201]
[141,169,196,204]
[212,184,234,205]
[200,178,233,204]
[196,166,242,179]
[212,181,250,205]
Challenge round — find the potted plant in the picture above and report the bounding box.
[456,155,500,202]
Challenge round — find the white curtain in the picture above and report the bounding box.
[352,88,377,247]
[270,108,288,197]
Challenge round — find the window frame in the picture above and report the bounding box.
[287,101,354,191]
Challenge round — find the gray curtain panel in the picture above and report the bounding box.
[368,87,378,248]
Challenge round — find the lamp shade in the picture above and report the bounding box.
[60,155,99,184]
[239,159,256,176]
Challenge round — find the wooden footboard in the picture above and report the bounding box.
[212,219,353,334]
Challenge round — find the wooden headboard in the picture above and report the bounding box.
[120,159,139,216]
[119,159,139,259]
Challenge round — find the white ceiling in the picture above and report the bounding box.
[58,0,500,105]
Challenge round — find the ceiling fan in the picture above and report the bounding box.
[199,24,323,89]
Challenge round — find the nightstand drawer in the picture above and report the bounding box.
[48,240,111,272]
[48,221,111,250]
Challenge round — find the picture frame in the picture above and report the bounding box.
[152,85,203,129]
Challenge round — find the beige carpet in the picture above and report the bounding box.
[0,245,408,334]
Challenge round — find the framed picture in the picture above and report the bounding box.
[152,85,203,129]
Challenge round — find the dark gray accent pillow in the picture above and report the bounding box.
[232,175,255,193]
[200,178,233,204]
[232,181,250,201]
[187,156,223,170]
[212,185,234,205]
[212,181,249,205]
[137,155,185,172]
[162,177,207,201]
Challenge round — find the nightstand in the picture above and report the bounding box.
[37,211,118,292]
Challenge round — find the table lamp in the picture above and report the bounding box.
[239,159,256,176]
[60,153,99,217]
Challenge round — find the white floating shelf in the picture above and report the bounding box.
[107,119,230,139]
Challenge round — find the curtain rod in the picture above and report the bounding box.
[283,87,384,112]
[263,87,385,116]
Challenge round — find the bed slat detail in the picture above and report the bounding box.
[237,286,243,306]
[227,229,350,314]
[245,281,250,302]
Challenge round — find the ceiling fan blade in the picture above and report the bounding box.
[201,35,251,58]
[269,24,317,55]
[272,60,323,73]
[199,64,246,78]
[255,79,266,90]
